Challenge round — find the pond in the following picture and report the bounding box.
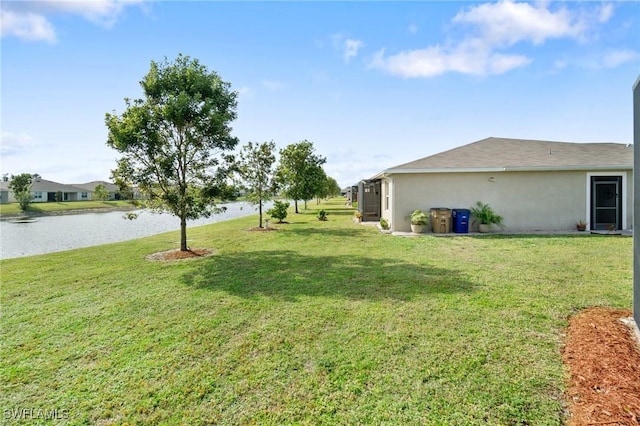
[0,201,270,259]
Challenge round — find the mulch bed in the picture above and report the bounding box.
[563,307,640,425]
[146,248,215,261]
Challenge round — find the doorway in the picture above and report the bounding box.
[590,176,622,230]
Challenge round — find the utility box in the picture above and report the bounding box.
[431,208,452,234]
[452,209,470,233]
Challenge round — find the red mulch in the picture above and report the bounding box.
[146,248,215,261]
[563,307,640,425]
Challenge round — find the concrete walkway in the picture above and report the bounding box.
[359,221,633,237]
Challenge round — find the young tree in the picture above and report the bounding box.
[94,184,109,202]
[9,173,33,211]
[106,54,239,251]
[266,200,290,223]
[238,141,278,228]
[276,140,326,213]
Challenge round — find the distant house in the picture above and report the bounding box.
[0,185,10,204]
[30,178,92,202]
[0,178,95,203]
[371,137,633,232]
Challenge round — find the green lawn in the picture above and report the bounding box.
[0,200,135,216]
[1,199,632,425]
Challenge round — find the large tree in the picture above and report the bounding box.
[106,54,239,251]
[238,141,278,228]
[276,140,326,213]
[9,173,33,211]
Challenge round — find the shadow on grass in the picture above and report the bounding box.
[24,205,44,213]
[182,250,475,301]
[283,226,374,238]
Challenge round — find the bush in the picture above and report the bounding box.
[266,201,290,223]
[380,218,390,230]
[470,201,503,226]
[410,209,428,225]
[317,210,328,221]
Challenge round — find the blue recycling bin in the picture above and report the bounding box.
[452,209,470,233]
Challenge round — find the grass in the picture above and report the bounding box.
[0,199,632,425]
[0,200,135,216]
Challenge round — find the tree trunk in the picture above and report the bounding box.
[294,200,299,214]
[304,199,308,210]
[180,215,188,251]
[259,199,263,228]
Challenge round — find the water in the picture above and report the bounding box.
[0,201,270,259]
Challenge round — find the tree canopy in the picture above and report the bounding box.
[238,141,278,228]
[9,173,33,211]
[105,54,239,251]
[94,184,109,202]
[275,140,326,213]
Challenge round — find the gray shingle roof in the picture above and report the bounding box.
[0,179,88,192]
[385,137,633,173]
[72,181,118,192]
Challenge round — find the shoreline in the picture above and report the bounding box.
[0,204,139,220]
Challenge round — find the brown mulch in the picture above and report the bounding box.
[563,307,640,425]
[145,248,215,262]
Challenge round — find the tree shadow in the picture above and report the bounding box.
[181,250,475,301]
[283,226,375,238]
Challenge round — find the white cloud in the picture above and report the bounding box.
[371,0,612,78]
[598,3,614,23]
[343,38,364,62]
[371,38,531,78]
[452,0,587,46]
[331,33,364,63]
[0,132,35,157]
[0,9,56,43]
[0,0,147,42]
[601,49,640,68]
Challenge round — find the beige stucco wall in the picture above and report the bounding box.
[382,169,633,232]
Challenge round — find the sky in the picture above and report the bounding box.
[1,1,639,188]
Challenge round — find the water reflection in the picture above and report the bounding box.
[1,201,269,259]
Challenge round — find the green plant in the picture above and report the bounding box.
[410,209,428,225]
[470,201,503,226]
[317,209,328,221]
[354,210,363,221]
[380,218,390,230]
[266,200,290,223]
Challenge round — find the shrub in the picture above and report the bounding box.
[317,210,328,221]
[470,201,503,226]
[380,218,390,230]
[410,209,428,225]
[266,200,290,223]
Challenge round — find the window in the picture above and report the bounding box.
[33,192,43,200]
[384,181,390,210]
[81,192,88,199]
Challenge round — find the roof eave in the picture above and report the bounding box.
[381,164,632,175]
